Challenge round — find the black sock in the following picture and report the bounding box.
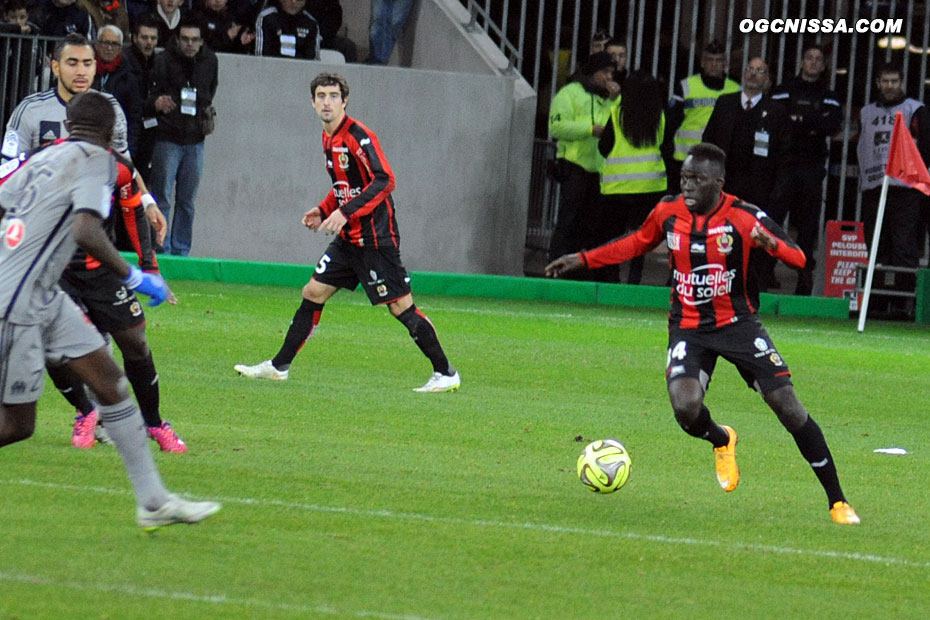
[47,364,96,415]
[272,299,324,370]
[790,416,845,506]
[396,306,452,375]
[124,352,161,428]
[680,404,729,446]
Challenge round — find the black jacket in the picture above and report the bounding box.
[147,40,218,145]
[93,57,143,157]
[255,7,320,59]
[770,75,842,163]
[702,92,791,208]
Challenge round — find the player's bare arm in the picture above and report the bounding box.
[545,253,584,278]
[302,206,323,230]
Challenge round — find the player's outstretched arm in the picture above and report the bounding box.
[545,253,584,278]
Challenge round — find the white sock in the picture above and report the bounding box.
[97,398,169,511]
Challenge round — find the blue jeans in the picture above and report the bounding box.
[368,0,415,64]
[149,140,204,256]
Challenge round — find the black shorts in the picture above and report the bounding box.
[312,238,411,305]
[665,316,792,396]
[59,268,146,334]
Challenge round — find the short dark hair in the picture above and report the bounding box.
[802,43,825,57]
[703,40,726,55]
[3,0,28,14]
[53,33,93,61]
[311,72,349,100]
[66,91,116,135]
[687,143,726,174]
[133,14,161,37]
[876,63,902,80]
[177,15,204,37]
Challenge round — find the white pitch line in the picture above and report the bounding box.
[0,570,440,620]
[4,477,929,570]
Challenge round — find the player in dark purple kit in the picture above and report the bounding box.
[546,143,859,525]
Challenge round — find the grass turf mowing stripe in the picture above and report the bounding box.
[0,570,442,620]
[5,477,928,570]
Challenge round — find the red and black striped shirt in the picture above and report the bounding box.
[68,150,159,273]
[582,192,806,330]
[317,114,399,250]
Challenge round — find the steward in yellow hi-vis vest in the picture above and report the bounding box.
[671,74,740,162]
[601,103,666,195]
[546,51,620,263]
[663,41,738,194]
[590,70,669,285]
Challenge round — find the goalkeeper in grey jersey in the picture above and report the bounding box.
[0,92,219,529]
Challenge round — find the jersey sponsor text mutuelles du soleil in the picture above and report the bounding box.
[580,193,806,330]
[0,139,116,324]
[317,114,400,250]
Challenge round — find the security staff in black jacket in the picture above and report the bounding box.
[770,45,842,294]
[703,56,791,291]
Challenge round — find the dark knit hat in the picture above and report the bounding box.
[582,51,616,75]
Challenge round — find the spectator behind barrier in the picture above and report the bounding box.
[77,0,130,39]
[122,14,161,180]
[255,0,321,60]
[32,0,95,38]
[307,0,356,62]
[146,17,218,256]
[92,24,142,157]
[195,0,255,54]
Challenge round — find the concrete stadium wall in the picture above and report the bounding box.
[197,49,533,275]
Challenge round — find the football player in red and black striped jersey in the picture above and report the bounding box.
[546,143,859,525]
[235,73,460,393]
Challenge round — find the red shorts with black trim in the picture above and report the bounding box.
[665,316,792,396]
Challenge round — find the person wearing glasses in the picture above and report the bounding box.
[664,40,740,193]
[702,56,791,290]
[92,25,143,158]
[146,16,218,256]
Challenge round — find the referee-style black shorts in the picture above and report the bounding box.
[59,268,146,335]
[312,238,412,305]
[665,316,793,396]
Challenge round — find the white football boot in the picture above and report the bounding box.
[413,370,461,393]
[234,360,289,380]
[137,494,222,530]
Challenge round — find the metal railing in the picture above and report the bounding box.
[0,33,57,129]
[459,0,930,270]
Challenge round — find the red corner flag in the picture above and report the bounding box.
[886,110,930,195]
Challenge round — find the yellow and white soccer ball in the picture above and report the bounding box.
[576,439,632,493]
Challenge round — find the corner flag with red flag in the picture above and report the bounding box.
[886,110,930,195]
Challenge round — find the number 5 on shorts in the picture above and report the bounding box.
[316,254,331,274]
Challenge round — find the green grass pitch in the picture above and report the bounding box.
[1,280,929,619]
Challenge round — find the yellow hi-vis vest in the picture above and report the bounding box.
[601,106,667,195]
[673,74,740,161]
